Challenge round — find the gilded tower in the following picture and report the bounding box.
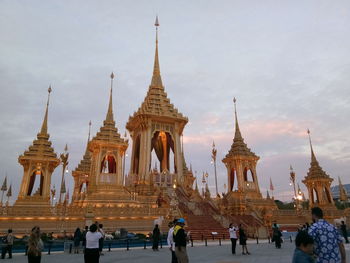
[15,87,60,213]
[303,130,335,208]
[72,121,92,205]
[222,98,262,199]
[126,17,188,189]
[87,73,129,202]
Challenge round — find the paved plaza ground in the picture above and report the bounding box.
[4,240,350,263]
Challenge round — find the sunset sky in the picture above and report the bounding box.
[1,0,350,202]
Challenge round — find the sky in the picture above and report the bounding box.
[0,0,350,203]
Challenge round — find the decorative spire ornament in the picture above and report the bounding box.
[211,141,218,196]
[1,176,7,206]
[307,129,317,163]
[6,184,12,206]
[105,72,115,123]
[40,86,52,135]
[151,16,163,87]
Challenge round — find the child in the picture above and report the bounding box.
[292,231,315,263]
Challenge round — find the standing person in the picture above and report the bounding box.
[308,207,346,263]
[82,226,89,249]
[1,229,14,259]
[238,224,250,255]
[98,224,105,255]
[272,223,282,249]
[173,218,189,263]
[47,232,53,255]
[152,224,160,251]
[73,227,82,254]
[84,224,102,263]
[228,223,238,255]
[292,231,315,263]
[27,226,43,263]
[340,221,349,244]
[167,220,178,263]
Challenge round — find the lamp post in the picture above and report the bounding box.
[51,185,56,206]
[59,145,69,203]
[201,172,206,197]
[211,141,218,196]
[289,166,299,210]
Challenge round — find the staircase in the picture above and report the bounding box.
[186,214,228,240]
[175,188,228,240]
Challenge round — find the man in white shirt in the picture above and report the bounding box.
[229,223,238,255]
[167,220,178,263]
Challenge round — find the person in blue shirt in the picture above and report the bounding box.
[292,230,315,263]
[308,207,346,263]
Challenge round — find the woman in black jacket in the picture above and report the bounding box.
[239,224,250,255]
[152,224,160,251]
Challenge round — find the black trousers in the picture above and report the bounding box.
[84,248,100,263]
[171,250,178,263]
[1,245,12,259]
[28,255,41,263]
[230,238,237,254]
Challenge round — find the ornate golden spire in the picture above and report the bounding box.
[74,121,92,174]
[126,16,188,132]
[233,97,243,141]
[84,121,92,154]
[105,72,115,124]
[39,86,52,136]
[223,97,257,158]
[91,73,126,144]
[307,129,317,163]
[151,16,163,87]
[304,129,330,180]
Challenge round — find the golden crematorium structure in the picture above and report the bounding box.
[0,19,349,237]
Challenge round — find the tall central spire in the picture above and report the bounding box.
[84,121,92,155]
[151,16,163,87]
[105,72,115,124]
[307,129,317,163]
[233,97,243,141]
[39,86,52,136]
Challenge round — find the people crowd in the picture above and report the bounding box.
[0,209,348,263]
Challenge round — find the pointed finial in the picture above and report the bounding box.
[290,165,293,172]
[151,16,163,87]
[40,86,52,135]
[1,176,7,191]
[124,130,127,138]
[105,73,115,123]
[88,121,92,141]
[212,141,215,148]
[64,143,68,152]
[232,97,243,141]
[155,15,159,27]
[307,129,317,162]
[6,184,12,197]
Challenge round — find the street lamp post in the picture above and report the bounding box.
[211,141,218,197]
[290,166,302,210]
[51,186,56,206]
